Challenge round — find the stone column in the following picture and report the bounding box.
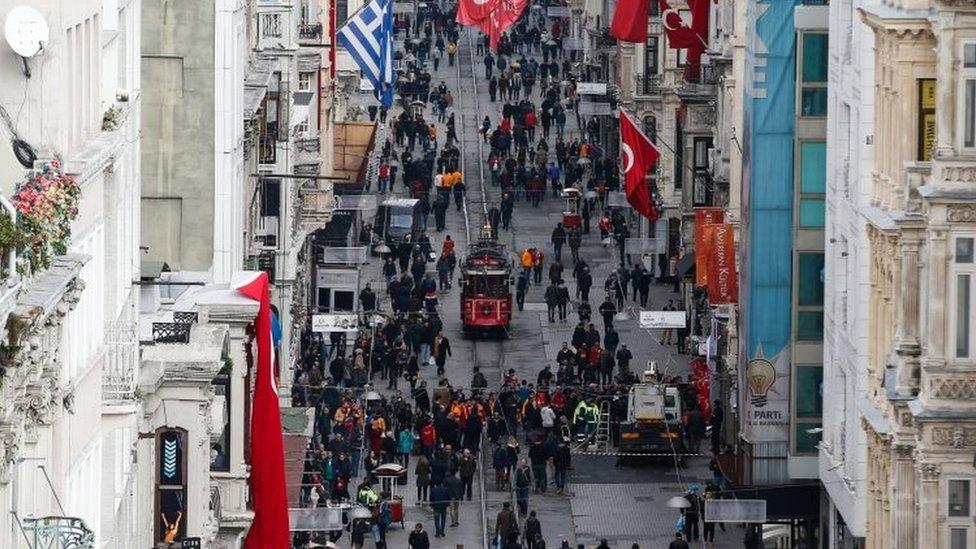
[916,462,941,549]
[934,12,956,159]
[926,226,948,364]
[895,235,922,393]
[892,444,918,549]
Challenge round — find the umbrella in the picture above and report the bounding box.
[667,496,691,509]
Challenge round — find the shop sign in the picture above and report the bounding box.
[312,313,359,332]
[639,310,686,329]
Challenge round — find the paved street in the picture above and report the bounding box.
[346,20,739,548]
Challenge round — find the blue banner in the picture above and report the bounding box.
[740,0,797,443]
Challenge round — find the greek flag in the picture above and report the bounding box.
[337,0,395,107]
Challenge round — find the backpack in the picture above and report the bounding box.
[378,501,393,527]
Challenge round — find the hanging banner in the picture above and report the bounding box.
[697,223,719,292]
[694,208,724,287]
[707,223,738,304]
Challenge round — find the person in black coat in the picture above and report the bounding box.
[429,482,450,537]
[409,522,431,548]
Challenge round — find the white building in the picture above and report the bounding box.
[0,0,142,547]
[821,0,874,544]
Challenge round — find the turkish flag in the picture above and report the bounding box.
[659,0,709,79]
[619,107,660,220]
[611,0,651,43]
[457,0,494,29]
[455,0,527,50]
[236,271,290,549]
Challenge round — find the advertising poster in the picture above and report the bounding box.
[740,0,796,444]
[695,208,724,287]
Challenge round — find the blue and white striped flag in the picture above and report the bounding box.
[337,0,396,107]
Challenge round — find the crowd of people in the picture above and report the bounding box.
[287,0,743,546]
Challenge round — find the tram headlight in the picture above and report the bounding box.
[481,304,492,316]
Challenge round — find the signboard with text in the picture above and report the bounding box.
[578,101,612,116]
[576,82,608,95]
[311,313,359,332]
[639,310,686,329]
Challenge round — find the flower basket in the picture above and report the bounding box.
[11,159,81,272]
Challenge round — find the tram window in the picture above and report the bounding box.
[470,276,507,295]
[391,213,413,228]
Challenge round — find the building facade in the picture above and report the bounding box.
[819,1,976,548]
[821,0,874,545]
[0,1,143,547]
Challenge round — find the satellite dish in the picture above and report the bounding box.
[5,7,48,58]
[5,6,47,78]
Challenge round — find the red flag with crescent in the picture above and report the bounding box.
[619,107,660,221]
[235,271,290,549]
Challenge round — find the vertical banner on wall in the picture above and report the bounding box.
[739,0,796,445]
[708,223,738,304]
[695,208,724,287]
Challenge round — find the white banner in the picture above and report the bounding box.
[576,82,608,95]
[578,101,612,116]
[547,6,571,17]
[704,500,767,523]
[639,310,686,329]
[312,313,359,332]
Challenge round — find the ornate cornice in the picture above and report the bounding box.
[0,256,87,484]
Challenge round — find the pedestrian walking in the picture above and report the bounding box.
[524,511,543,549]
[551,222,566,262]
[515,459,532,516]
[409,523,431,549]
[429,482,450,537]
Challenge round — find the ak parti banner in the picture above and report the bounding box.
[694,208,724,287]
[707,222,738,304]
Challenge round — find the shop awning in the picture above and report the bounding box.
[676,252,696,278]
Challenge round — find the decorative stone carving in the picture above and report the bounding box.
[919,462,941,481]
[932,427,976,448]
[0,428,22,483]
[893,444,914,458]
[931,378,976,399]
[947,205,976,223]
[942,165,976,185]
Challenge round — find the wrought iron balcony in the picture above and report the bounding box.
[298,23,323,40]
[21,516,95,549]
[103,321,139,400]
[151,322,192,344]
[259,135,277,164]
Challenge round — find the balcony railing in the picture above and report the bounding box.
[22,516,95,549]
[259,136,277,164]
[103,321,139,400]
[300,183,335,226]
[151,322,192,344]
[298,23,322,40]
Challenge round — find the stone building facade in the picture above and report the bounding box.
[823,1,976,547]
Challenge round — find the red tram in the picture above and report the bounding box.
[460,227,514,334]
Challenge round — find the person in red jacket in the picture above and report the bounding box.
[420,422,436,458]
[524,110,538,141]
